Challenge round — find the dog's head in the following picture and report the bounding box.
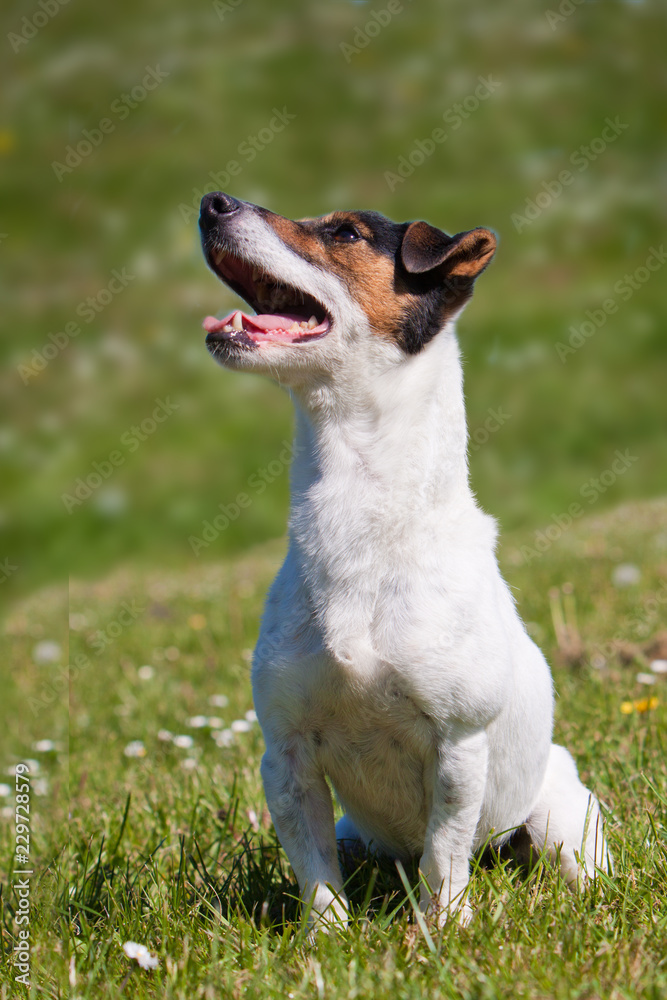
[199,192,496,385]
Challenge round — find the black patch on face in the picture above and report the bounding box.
[398,273,474,355]
[330,211,410,258]
[306,210,479,354]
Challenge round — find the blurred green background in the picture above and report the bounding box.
[2,0,666,603]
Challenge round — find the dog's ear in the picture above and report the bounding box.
[401,221,497,278]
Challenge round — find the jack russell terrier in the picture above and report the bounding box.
[199,191,611,927]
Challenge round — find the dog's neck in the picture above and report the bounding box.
[288,326,478,542]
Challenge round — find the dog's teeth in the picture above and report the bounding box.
[232,311,243,331]
[289,322,300,332]
[307,316,318,329]
[223,324,233,332]
[300,321,308,329]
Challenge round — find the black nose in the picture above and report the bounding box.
[199,191,241,230]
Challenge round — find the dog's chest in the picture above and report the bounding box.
[299,660,437,852]
[306,661,434,755]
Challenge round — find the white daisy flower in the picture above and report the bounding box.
[124,741,146,758]
[612,563,641,588]
[172,735,194,749]
[208,694,229,708]
[32,641,61,664]
[122,941,159,970]
[213,729,234,747]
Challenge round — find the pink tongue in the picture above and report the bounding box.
[203,310,310,334]
[246,312,307,331]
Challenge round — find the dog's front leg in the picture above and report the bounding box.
[419,727,488,927]
[261,743,348,928]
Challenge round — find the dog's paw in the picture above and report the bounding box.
[421,888,473,929]
[305,888,349,934]
[429,900,473,930]
[455,901,473,927]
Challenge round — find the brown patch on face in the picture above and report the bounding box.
[260,208,495,354]
[261,210,413,343]
[317,240,477,354]
[330,245,414,343]
[261,212,328,266]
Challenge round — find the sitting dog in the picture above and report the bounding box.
[199,191,610,927]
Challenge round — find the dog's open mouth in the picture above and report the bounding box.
[203,248,331,347]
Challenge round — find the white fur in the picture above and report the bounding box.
[216,205,611,927]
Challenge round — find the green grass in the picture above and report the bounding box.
[2,499,666,998]
[3,1,666,993]
[2,0,667,602]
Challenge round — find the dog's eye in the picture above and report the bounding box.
[332,224,361,243]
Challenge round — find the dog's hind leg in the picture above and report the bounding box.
[524,743,611,886]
